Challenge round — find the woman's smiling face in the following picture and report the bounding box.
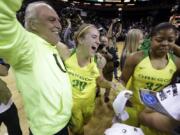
[151,28,176,56]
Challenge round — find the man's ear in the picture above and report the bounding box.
[29,20,37,31]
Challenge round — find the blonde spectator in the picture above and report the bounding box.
[120,29,144,70]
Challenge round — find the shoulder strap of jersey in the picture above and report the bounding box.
[169,52,175,62]
[94,55,97,63]
[143,49,149,58]
[70,48,76,56]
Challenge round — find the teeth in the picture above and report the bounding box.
[52,31,59,34]
[52,29,60,34]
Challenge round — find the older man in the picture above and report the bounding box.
[0,1,72,135]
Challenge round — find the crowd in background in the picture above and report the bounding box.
[1,0,180,135]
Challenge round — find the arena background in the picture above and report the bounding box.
[0,0,179,134]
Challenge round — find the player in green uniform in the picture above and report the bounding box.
[120,22,180,135]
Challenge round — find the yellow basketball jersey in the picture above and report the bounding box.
[65,52,100,102]
[131,53,176,111]
[131,53,176,135]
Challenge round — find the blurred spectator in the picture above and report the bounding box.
[0,59,22,135]
[107,19,121,80]
[61,18,76,49]
[120,29,144,70]
[96,35,114,103]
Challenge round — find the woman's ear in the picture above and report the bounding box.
[77,37,83,45]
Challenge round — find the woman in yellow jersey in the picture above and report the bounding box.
[56,23,122,135]
[120,22,180,135]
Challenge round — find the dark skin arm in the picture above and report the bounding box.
[119,51,144,106]
[139,107,180,133]
[120,51,144,85]
[172,55,180,82]
[171,43,180,57]
[175,55,180,72]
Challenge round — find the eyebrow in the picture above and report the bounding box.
[154,35,176,38]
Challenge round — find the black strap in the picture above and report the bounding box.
[53,54,67,73]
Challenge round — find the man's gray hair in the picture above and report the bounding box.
[24,1,52,30]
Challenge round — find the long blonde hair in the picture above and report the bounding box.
[120,29,143,70]
[125,29,143,55]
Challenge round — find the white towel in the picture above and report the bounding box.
[112,90,133,121]
[104,123,144,135]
